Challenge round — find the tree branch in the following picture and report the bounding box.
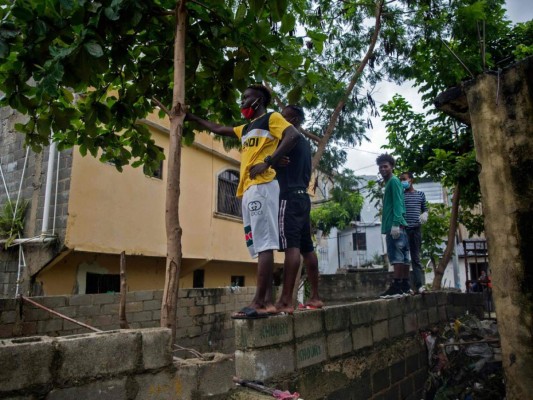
[152,97,171,116]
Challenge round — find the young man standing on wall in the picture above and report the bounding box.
[400,172,428,294]
[376,154,411,298]
[186,84,301,318]
[274,105,323,314]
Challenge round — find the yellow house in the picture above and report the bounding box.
[15,114,284,295]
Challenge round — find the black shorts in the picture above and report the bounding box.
[278,190,314,253]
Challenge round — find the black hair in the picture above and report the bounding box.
[284,105,305,124]
[376,153,396,167]
[401,171,414,179]
[247,84,271,107]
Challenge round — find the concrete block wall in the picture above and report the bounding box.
[0,328,174,399]
[0,287,254,354]
[318,269,393,304]
[234,291,485,399]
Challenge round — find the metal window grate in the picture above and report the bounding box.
[218,170,242,217]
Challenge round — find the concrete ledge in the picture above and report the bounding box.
[235,346,295,381]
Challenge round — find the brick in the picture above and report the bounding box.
[371,300,389,321]
[0,336,55,392]
[428,306,440,325]
[235,346,295,381]
[324,305,351,332]
[417,310,430,329]
[391,360,405,382]
[352,325,373,351]
[189,306,204,317]
[40,296,67,308]
[134,291,154,301]
[388,316,404,339]
[403,313,418,335]
[68,295,93,306]
[372,320,389,343]
[234,315,293,349]
[372,367,390,394]
[46,378,127,400]
[405,354,419,375]
[92,293,116,305]
[132,311,153,322]
[37,318,64,333]
[56,330,140,381]
[327,330,352,359]
[349,301,373,326]
[135,370,178,400]
[139,328,172,370]
[293,309,324,339]
[203,305,215,314]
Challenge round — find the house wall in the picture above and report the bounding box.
[0,106,73,297]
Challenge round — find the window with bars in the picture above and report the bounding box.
[217,170,242,217]
[352,232,367,251]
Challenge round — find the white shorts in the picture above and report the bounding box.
[242,180,280,258]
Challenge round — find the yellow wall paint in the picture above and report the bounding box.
[37,252,261,295]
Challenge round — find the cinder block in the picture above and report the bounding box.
[293,309,323,339]
[134,291,154,301]
[428,306,440,325]
[296,337,327,368]
[388,316,404,338]
[372,320,389,343]
[326,330,352,359]
[0,336,55,392]
[388,299,403,318]
[0,310,16,324]
[403,313,418,334]
[352,325,373,351]
[68,295,93,306]
[349,301,373,326]
[37,318,64,333]
[421,293,437,308]
[417,310,429,329]
[435,291,449,306]
[140,328,172,370]
[56,331,140,382]
[324,305,351,332]
[47,378,127,400]
[174,360,199,400]
[196,354,236,397]
[132,311,153,322]
[92,293,116,305]
[235,346,295,381]
[40,296,67,308]
[135,370,179,400]
[371,300,389,322]
[234,315,293,349]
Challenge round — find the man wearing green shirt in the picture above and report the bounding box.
[376,154,411,298]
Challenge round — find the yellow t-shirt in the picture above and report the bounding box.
[233,112,292,197]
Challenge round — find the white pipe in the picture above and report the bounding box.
[0,236,56,246]
[52,150,60,235]
[42,140,57,234]
[0,161,12,204]
[14,147,30,218]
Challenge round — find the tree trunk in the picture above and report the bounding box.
[119,251,129,329]
[311,0,384,172]
[161,0,187,343]
[431,183,460,289]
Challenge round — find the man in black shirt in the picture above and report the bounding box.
[275,105,323,313]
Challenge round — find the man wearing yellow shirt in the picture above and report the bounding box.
[186,84,301,319]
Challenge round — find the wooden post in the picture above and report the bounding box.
[119,251,129,329]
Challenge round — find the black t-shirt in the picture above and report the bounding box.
[275,133,311,193]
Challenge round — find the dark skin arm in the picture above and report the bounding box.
[249,126,301,179]
[185,112,236,138]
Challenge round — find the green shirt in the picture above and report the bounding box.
[381,175,408,234]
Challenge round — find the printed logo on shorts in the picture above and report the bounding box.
[248,201,262,211]
[244,225,253,248]
[248,200,263,216]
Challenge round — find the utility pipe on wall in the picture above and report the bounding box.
[41,140,57,235]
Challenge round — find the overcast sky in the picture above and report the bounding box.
[344,0,533,177]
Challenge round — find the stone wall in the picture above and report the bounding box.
[0,287,254,355]
[318,269,393,304]
[0,106,73,298]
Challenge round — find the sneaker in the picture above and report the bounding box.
[400,281,414,296]
[417,286,427,294]
[379,284,404,299]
